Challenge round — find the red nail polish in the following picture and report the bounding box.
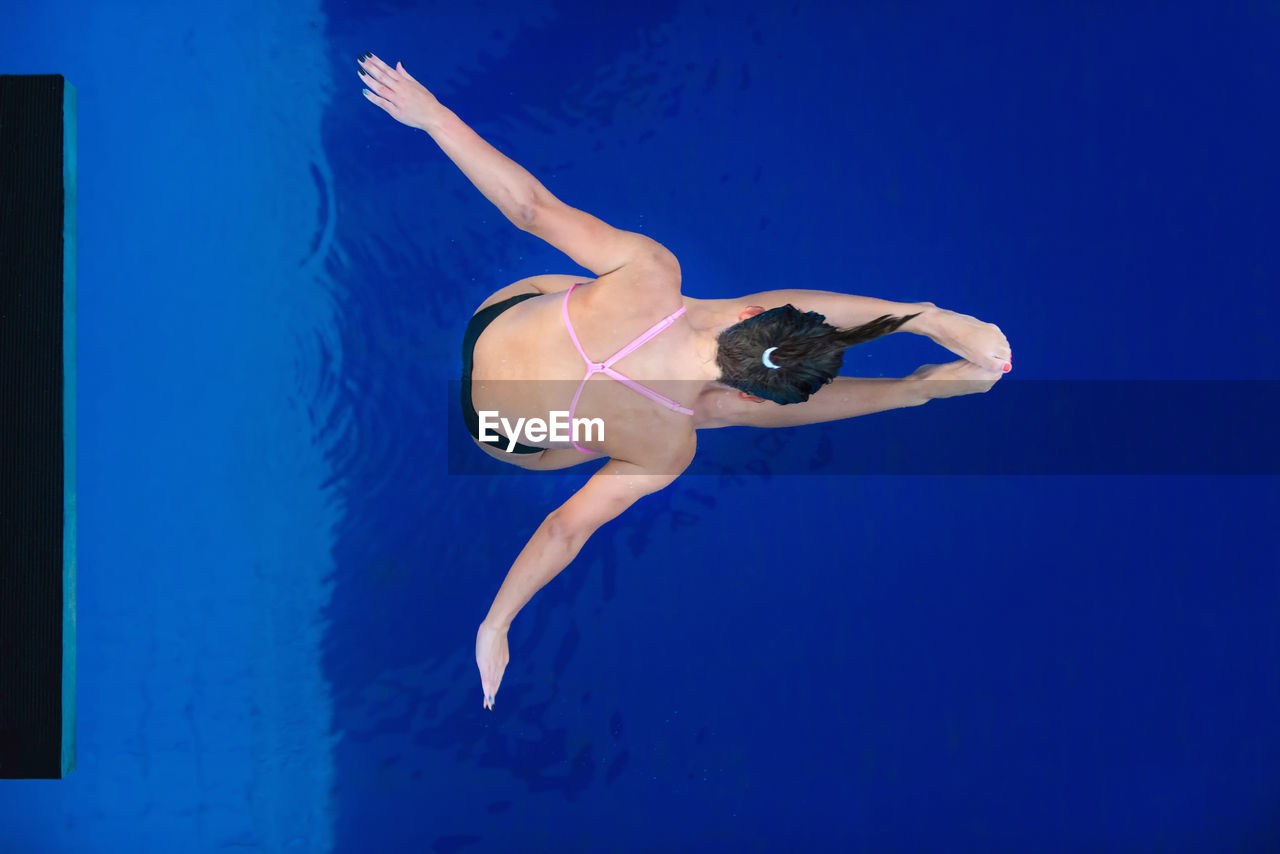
[1003,363,1011,372]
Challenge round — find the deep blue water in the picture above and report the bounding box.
[2,1,1278,851]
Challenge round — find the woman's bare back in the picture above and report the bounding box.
[469,267,707,461]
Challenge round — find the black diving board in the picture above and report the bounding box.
[0,73,77,779]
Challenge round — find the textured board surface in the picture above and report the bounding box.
[0,73,77,780]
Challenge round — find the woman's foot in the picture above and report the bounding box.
[919,305,1012,373]
[908,359,1004,400]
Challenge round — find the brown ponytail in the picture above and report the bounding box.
[715,305,922,404]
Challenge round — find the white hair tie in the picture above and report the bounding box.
[762,346,781,369]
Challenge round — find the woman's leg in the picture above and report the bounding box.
[725,289,936,336]
[699,376,927,429]
[726,289,1011,371]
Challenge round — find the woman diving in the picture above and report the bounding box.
[357,53,1013,711]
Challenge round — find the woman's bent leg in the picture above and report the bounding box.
[710,376,928,429]
[726,289,936,336]
[723,290,1010,372]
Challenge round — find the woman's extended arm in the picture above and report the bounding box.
[475,446,694,709]
[358,53,546,228]
[419,103,544,229]
[480,452,692,631]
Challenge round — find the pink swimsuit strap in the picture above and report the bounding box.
[561,282,695,453]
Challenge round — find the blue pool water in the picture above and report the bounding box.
[2,1,1278,851]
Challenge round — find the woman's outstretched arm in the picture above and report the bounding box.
[359,53,544,228]
[475,441,696,710]
[359,53,669,277]
[480,451,692,631]
[419,102,544,229]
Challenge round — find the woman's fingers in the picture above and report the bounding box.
[359,53,410,123]
[358,53,441,130]
[357,59,391,100]
[360,53,399,87]
[360,70,391,99]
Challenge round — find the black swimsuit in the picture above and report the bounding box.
[460,292,543,454]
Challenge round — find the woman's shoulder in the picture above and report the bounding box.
[584,257,683,310]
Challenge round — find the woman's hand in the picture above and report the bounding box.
[908,359,1004,400]
[475,621,510,711]
[358,53,444,131]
